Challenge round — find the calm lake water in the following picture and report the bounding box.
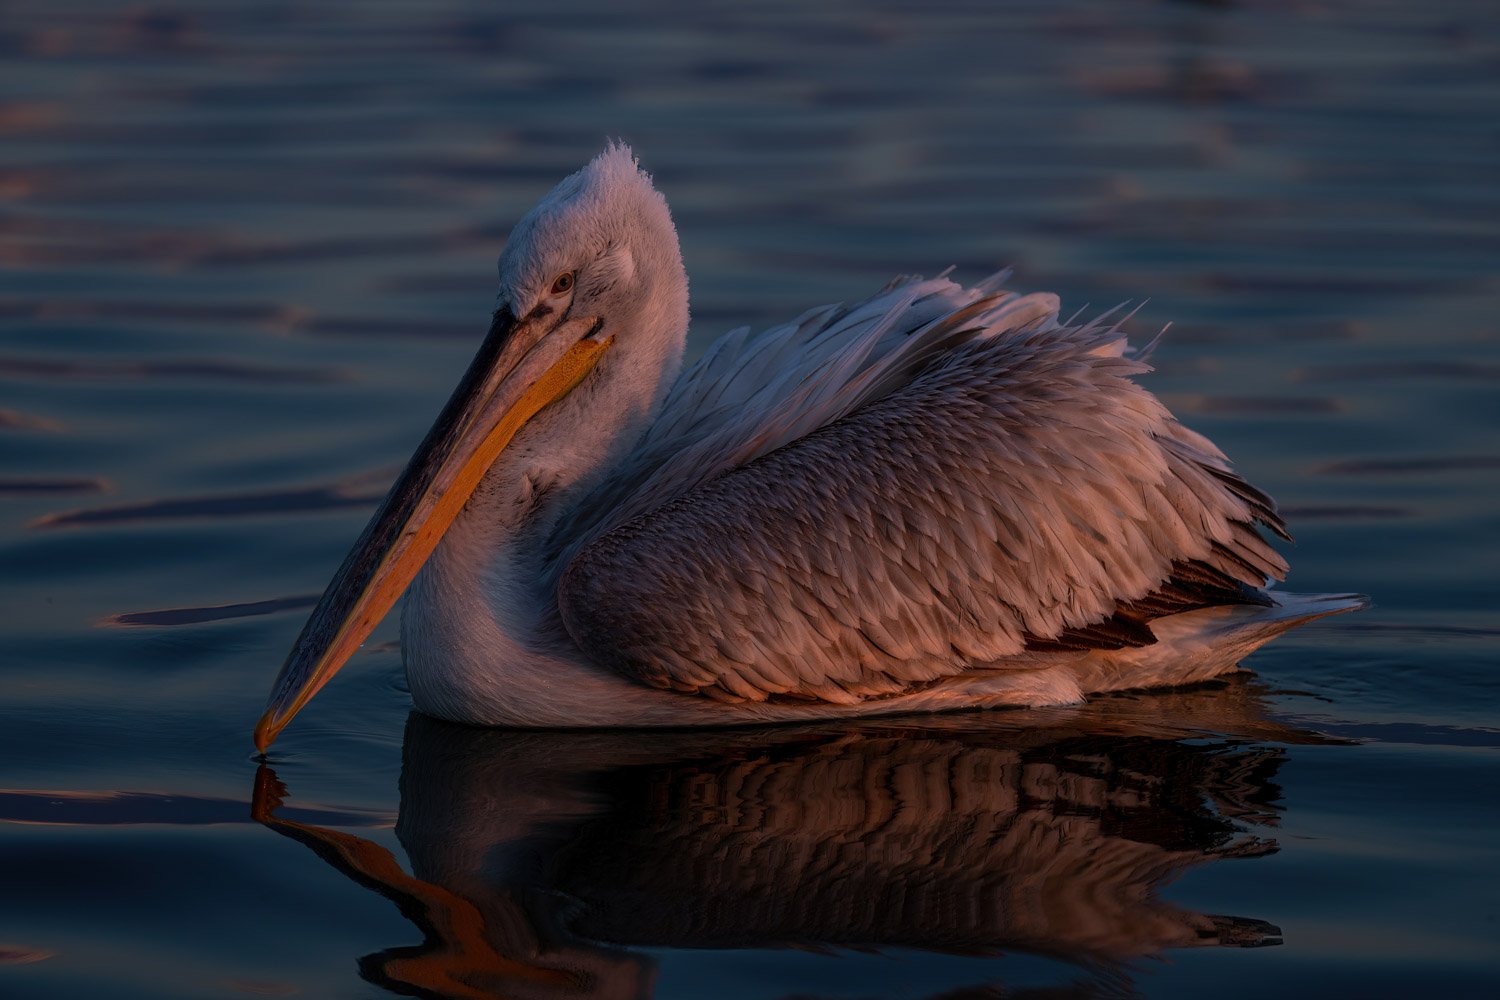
[2,1,1497,997]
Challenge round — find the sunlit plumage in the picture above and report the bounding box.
[255,144,1362,749]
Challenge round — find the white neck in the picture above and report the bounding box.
[400,298,686,725]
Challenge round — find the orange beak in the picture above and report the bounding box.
[254,309,612,752]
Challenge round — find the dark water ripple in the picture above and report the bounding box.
[1295,360,1500,382]
[1316,455,1500,476]
[0,354,347,384]
[1280,504,1414,521]
[30,472,389,530]
[99,595,320,629]
[0,788,387,828]
[0,477,109,497]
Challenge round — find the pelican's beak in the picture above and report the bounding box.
[254,309,612,752]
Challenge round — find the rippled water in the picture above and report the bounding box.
[2,1,1497,997]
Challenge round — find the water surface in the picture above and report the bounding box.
[2,1,1497,997]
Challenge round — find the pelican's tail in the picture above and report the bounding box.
[844,592,1369,714]
[1220,590,1369,637]
[1069,591,1369,697]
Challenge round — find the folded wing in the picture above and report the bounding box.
[557,290,1288,705]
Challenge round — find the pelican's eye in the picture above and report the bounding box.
[549,272,575,296]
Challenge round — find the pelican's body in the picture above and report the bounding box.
[256,145,1362,749]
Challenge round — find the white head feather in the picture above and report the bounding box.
[499,142,688,338]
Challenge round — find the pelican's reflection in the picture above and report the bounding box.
[255,678,1329,999]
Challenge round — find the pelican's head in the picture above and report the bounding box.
[498,142,688,349]
[255,144,688,751]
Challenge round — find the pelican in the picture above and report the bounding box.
[255,143,1362,750]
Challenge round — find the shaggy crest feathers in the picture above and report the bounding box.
[498,142,679,312]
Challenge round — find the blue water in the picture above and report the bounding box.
[1,1,1497,997]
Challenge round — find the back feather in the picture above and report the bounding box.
[556,278,1290,706]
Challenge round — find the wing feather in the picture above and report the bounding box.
[545,273,1055,567]
[557,299,1289,705]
